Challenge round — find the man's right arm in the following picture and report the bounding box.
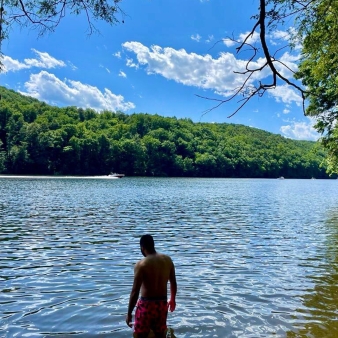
[168,260,177,312]
[126,262,143,327]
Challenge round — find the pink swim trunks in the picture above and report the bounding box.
[134,297,168,334]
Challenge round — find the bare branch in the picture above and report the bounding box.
[197,0,308,119]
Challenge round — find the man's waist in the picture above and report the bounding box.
[140,296,167,301]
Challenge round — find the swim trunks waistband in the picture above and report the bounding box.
[140,296,167,301]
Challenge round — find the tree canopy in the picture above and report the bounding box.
[0,86,333,178]
[294,0,338,174]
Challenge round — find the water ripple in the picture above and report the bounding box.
[1,177,338,337]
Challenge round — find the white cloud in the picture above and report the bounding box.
[205,35,214,43]
[238,31,260,45]
[222,31,260,48]
[126,57,139,68]
[268,85,303,106]
[122,41,265,94]
[283,108,290,114]
[273,51,300,78]
[270,30,291,42]
[224,29,301,75]
[99,64,111,74]
[2,49,65,72]
[280,118,319,140]
[20,71,135,112]
[2,56,29,72]
[119,70,127,78]
[191,34,202,42]
[67,61,78,71]
[114,51,122,58]
[269,27,302,51]
[122,41,301,106]
[222,38,236,47]
[25,49,65,68]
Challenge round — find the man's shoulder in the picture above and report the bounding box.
[158,253,174,265]
[135,258,146,269]
[164,253,173,261]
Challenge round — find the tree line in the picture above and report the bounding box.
[0,86,334,178]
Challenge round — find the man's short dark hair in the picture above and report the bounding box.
[140,234,155,253]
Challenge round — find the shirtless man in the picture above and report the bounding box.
[126,234,177,338]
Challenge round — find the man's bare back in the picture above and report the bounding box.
[136,253,174,299]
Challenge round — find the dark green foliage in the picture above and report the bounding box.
[0,86,333,178]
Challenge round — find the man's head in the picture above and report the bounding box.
[140,234,156,256]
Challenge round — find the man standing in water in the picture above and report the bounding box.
[126,234,177,338]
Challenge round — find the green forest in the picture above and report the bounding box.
[0,86,334,178]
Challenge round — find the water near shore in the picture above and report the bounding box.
[1,177,338,337]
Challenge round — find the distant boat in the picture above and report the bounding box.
[278,176,285,180]
[108,173,125,178]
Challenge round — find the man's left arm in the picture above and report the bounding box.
[126,262,143,327]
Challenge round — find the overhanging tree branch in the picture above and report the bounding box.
[0,0,126,63]
[198,0,308,118]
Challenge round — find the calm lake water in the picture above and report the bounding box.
[1,177,338,338]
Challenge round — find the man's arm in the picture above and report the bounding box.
[168,260,177,312]
[126,262,143,327]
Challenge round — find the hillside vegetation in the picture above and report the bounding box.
[0,86,332,178]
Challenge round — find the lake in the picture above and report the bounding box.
[1,177,338,337]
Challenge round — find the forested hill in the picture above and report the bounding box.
[0,86,333,178]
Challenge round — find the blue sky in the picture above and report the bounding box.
[1,0,319,140]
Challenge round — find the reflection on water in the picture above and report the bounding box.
[0,177,338,337]
[287,211,338,338]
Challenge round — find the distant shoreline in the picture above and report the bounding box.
[0,175,337,180]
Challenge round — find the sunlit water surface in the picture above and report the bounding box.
[1,177,338,338]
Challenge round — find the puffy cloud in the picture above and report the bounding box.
[2,56,29,72]
[122,41,301,105]
[268,85,303,106]
[123,41,259,93]
[280,118,319,140]
[273,52,300,78]
[24,49,65,68]
[223,31,260,47]
[2,49,65,72]
[238,31,260,45]
[270,30,291,42]
[20,71,135,112]
[223,38,236,47]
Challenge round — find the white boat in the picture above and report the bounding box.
[108,173,125,178]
